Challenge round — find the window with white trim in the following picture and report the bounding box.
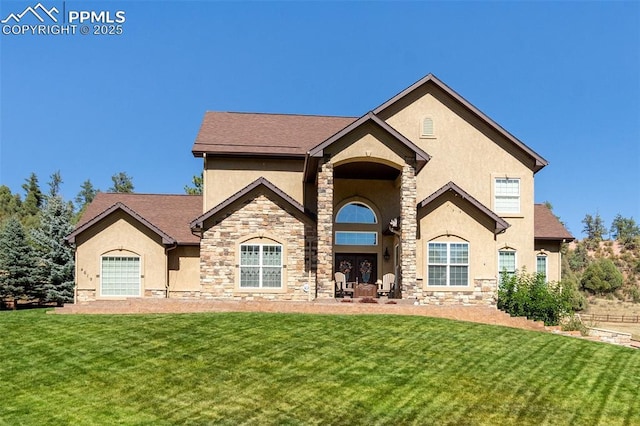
[537,255,547,282]
[240,244,282,288]
[427,242,469,286]
[101,256,140,296]
[498,250,517,282]
[494,178,520,214]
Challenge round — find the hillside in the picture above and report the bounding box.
[565,239,640,302]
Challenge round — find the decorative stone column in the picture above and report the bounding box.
[400,163,419,299]
[316,161,334,298]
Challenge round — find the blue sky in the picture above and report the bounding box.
[1,0,638,238]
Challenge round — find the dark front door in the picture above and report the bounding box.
[335,253,377,284]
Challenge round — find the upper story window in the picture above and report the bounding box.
[494,178,520,214]
[421,117,435,138]
[336,202,377,224]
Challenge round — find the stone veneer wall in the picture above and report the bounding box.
[76,289,96,302]
[199,193,315,301]
[400,164,418,298]
[316,161,334,299]
[420,279,498,306]
[168,291,202,299]
[144,289,166,298]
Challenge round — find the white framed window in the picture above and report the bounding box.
[335,231,377,246]
[101,256,140,297]
[336,202,377,224]
[494,178,520,214]
[427,242,469,286]
[537,255,547,282]
[498,250,517,282]
[240,244,282,288]
[421,117,435,137]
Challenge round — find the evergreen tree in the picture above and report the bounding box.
[580,258,623,294]
[0,185,22,224]
[610,214,640,249]
[0,217,37,306]
[581,213,606,249]
[184,173,203,195]
[21,173,43,229]
[74,179,99,222]
[109,172,134,193]
[31,196,75,305]
[48,171,63,198]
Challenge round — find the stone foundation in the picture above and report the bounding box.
[168,291,201,299]
[76,289,96,302]
[419,279,498,306]
[144,289,166,298]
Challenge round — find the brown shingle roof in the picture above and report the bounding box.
[534,204,574,241]
[192,112,356,157]
[69,193,203,245]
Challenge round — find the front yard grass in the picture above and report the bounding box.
[1,309,639,425]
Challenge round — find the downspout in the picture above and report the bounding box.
[165,242,178,299]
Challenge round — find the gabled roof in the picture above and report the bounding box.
[308,111,431,167]
[418,181,510,234]
[192,112,356,157]
[190,177,314,230]
[67,193,203,245]
[534,204,575,241]
[373,73,548,173]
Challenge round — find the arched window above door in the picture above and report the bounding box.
[336,202,377,224]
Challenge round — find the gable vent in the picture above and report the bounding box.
[421,117,434,137]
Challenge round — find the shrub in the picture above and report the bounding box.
[580,258,623,294]
[497,271,571,326]
[561,315,589,336]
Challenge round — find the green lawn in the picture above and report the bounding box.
[1,310,639,425]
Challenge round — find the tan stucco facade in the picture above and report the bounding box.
[71,74,570,306]
[74,211,169,301]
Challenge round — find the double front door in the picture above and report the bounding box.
[335,253,377,284]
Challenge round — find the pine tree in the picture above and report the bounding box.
[184,173,203,195]
[0,217,37,307]
[109,172,134,193]
[21,173,43,230]
[48,171,63,198]
[0,185,22,224]
[610,214,640,249]
[74,179,98,222]
[31,196,75,306]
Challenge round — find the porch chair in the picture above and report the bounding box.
[378,273,395,297]
[334,272,353,298]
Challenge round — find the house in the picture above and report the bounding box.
[67,74,573,305]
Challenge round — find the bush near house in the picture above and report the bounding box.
[497,271,574,326]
